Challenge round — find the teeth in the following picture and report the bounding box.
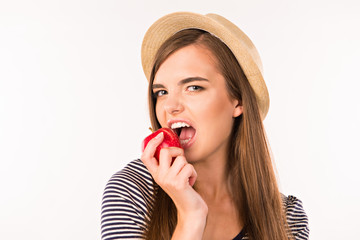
[171,122,190,129]
[180,138,191,145]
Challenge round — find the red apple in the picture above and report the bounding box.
[142,128,182,161]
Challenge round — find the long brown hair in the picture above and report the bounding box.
[144,29,293,240]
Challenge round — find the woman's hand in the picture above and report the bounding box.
[141,132,208,239]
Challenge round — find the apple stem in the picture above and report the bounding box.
[149,127,154,133]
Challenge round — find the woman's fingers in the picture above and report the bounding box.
[156,147,185,185]
[158,147,184,170]
[141,131,185,180]
[159,155,197,191]
[140,132,164,173]
[141,132,196,190]
[178,162,197,187]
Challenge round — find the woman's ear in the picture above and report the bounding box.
[233,100,243,118]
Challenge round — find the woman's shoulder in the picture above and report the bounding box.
[109,159,154,188]
[281,194,310,239]
[102,159,155,216]
[101,159,155,239]
[104,159,155,203]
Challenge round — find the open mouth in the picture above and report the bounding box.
[170,121,196,148]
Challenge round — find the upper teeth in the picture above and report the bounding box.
[171,122,190,129]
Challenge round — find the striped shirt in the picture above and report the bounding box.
[101,159,309,240]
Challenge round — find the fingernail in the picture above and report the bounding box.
[155,132,163,139]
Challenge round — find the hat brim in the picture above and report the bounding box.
[141,12,269,120]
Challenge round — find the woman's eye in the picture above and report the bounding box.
[154,90,167,97]
[187,85,203,91]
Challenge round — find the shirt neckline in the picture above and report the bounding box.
[232,227,245,240]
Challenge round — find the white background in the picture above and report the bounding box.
[1,0,359,239]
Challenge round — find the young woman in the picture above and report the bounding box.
[101,12,309,240]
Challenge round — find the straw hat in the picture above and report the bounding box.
[141,12,269,120]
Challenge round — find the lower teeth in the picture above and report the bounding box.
[180,138,191,145]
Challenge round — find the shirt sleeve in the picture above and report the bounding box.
[101,160,155,240]
[284,195,310,240]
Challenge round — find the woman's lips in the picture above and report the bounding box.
[167,119,197,149]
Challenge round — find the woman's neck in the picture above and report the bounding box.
[192,152,231,202]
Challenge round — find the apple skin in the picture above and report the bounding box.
[142,128,182,161]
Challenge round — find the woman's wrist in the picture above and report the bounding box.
[171,209,208,240]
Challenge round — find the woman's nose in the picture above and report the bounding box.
[164,94,184,115]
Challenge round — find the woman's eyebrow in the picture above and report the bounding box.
[178,77,209,85]
[152,77,209,90]
[152,83,165,90]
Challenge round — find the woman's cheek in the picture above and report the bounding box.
[194,95,221,117]
[155,102,166,125]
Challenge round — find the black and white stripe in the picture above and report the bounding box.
[283,195,310,239]
[101,159,155,240]
[101,159,309,239]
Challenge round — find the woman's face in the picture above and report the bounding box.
[152,44,243,163]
